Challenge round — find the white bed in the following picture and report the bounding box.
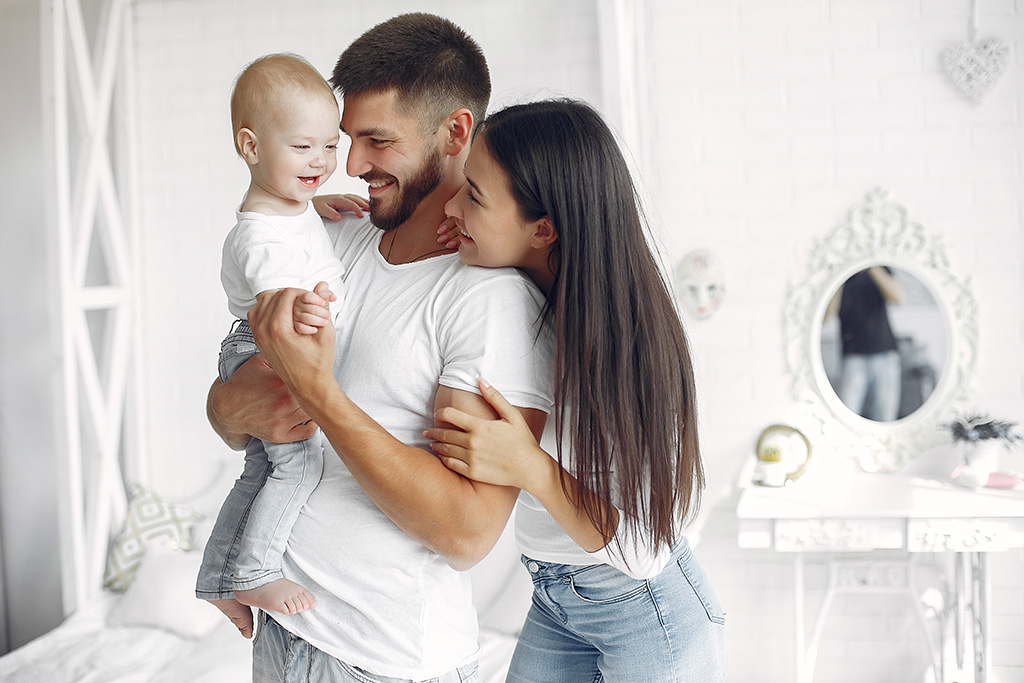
[0,476,530,683]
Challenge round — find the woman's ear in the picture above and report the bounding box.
[529,217,558,250]
[237,128,259,165]
[443,109,474,157]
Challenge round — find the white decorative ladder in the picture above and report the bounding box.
[42,0,144,615]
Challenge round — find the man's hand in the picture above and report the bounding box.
[207,354,317,448]
[248,287,337,409]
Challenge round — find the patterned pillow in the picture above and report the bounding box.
[103,483,205,593]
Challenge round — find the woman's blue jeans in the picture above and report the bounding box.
[507,540,726,682]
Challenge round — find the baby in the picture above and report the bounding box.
[195,52,366,637]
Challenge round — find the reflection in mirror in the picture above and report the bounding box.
[784,188,978,472]
[820,266,946,423]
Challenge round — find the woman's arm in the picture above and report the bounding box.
[428,380,675,579]
[427,378,618,553]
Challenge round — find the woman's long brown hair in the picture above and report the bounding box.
[478,99,703,556]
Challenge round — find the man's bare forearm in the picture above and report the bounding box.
[296,381,532,570]
[205,354,318,449]
[207,378,251,450]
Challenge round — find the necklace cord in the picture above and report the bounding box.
[385,228,453,264]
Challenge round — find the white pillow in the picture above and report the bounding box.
[103,483,205,592]
[108,547,223,639]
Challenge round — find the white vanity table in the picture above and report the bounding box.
[752,189,1020,682]
[736,456,1024,683]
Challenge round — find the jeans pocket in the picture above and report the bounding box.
[338,661,388,683]
[250,611,275,680]
[677,547,725,625]
[457,659,480,682]
[221,338,258,359]
[566,565,650,604]
[218,339,259,381]
[252,609,269,647]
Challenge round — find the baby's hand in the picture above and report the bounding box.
[313,194,370,221]
[437,216,461,249]
[293,282,336,335]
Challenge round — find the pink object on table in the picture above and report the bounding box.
[986,471,1022,489]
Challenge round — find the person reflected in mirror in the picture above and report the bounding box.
[426,99,726,682]
[824,266,904,422]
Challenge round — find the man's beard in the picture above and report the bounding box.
[366,146,444,232]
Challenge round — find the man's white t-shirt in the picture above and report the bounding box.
[221,202,345,320]
[270,216,554,679]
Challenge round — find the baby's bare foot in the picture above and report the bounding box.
[210,598,254,638]
[236,579,316,615]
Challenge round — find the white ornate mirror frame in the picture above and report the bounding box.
[784,188,980,472]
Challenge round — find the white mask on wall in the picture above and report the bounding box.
[673,249,726,320]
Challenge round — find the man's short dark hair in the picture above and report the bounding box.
[332,13,490,134]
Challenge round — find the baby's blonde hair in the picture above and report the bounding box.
[230,53,338,155]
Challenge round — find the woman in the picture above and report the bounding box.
[425,99,726,682]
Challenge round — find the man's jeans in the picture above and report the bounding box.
[252,612,481,683]
[196,320,324,598]
[839,350,901,422]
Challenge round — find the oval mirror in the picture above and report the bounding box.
[784,188,979,472]
[820,266,946,423]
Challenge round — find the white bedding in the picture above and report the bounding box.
[0,500,531,683]
[0,585,521,683]
[0,590,251,683]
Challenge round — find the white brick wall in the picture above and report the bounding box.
[128,0,1023,680]
[130,0,602,498]
[645,1,1024,681]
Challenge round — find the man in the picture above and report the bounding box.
[205,13,552,683]
[825,265,904,421]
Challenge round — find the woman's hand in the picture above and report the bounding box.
[313,193,369,221]
[437,216,461,249]
[293,281,336,335]
[426,378,551,492]
[431,382,621,556]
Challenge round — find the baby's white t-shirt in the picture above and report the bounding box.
[221,202,345,320]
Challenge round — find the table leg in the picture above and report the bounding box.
[971,552,988,682]
[956,552,966,670]
[795,552,805,683]
[946,551,991,683]
[793,554,944,682]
